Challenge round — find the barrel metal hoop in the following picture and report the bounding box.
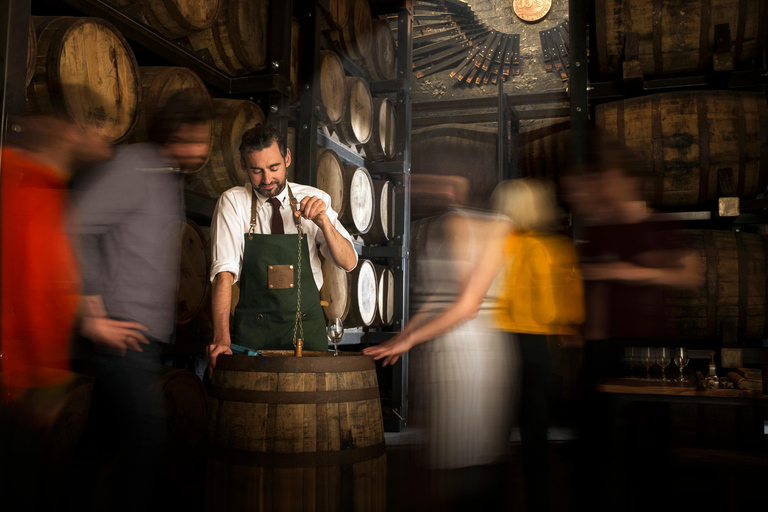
[735,233,748,344]
[698,0,712,71]
[216,353,375,372]
[696,95,711,204]
[209,441,386,468]
[652,0,664,75]
[757,95,768,194]
[757,1,768,66]
[761,236,768,339]
[651,96,665,205]
[208,385,380,404]
[736,94,747,197]
[734,0,748,63]
[704,230,719,339]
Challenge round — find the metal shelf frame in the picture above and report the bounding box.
[294,1,413,432]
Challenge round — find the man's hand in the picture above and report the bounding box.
[362,332,416,367]
[296,196,329,228]
[206,342,233,379]
[81,316,150,356]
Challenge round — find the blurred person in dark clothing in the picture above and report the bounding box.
[561,137,703,512]
[70,90,211,511]
[0,113,113,510]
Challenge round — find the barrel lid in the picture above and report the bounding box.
[355,260,377,326]
[216,350,376,372]
[348,166,374,234]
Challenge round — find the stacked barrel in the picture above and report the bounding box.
[314,0,399,333]
[513,1,768,348]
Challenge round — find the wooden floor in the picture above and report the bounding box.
[382,423,768,512]
[384,428,576,512]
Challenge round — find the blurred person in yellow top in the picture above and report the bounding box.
[365,178,583,512]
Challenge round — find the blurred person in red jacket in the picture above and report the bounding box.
[1,114,113,401]
[0,113,113,511]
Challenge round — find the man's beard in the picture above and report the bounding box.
[258,179,286,198]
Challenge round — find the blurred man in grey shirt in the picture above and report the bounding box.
[71,90,211,511]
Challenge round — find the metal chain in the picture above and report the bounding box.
[292,220,304,346]
[289,185,304,347]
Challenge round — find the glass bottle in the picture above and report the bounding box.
[707,351,720,388]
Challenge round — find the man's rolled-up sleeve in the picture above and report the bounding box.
[210,191,244,282]
[315,191,358,270]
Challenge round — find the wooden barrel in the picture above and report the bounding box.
[335,76,373,146]
[42,376,94,466]
[187,0,268,76]
[340,165,375,236]
[320,256,351,321]
[596,91,768,206]
[318,51,346,126]
[140,0,219,39]
[133,66,213,170]
[668,230,768,343]
[360,19,396,81]
[316,148,346,218]
[371,264,395,328]
[327,0,372,60]
[26,19,35,88]
[515,119,570,181]
[595,0,768,75]
[361,180,395,245]
[160,368,208,468]
[160,367,208,499]
[201,98,266,196]
[364,98,397,161]
[345,259,378,328]
[412,124,498,208]
[290,18,301,103]
[206,351,386,512]
[28,17,141,144]
[177,220,211,325]
[320,0,350,31]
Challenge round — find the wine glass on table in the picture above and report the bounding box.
[640,347,655,381]
[327,318,344,356]
[656,347,671,382]
[673,347,689,383]
[624,346,641,379]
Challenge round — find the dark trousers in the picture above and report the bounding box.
[516,333,553,512]
[69,337,168,512]
[572,340,673,512]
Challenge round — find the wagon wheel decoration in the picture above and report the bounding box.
[386,0,522,85]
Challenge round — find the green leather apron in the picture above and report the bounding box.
[233,186,327,351]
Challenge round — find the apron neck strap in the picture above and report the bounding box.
[286,184,302,232]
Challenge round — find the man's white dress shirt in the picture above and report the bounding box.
[210,182,357,290]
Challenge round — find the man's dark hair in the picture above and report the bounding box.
[239,123,287,160]
[147,90,212,145]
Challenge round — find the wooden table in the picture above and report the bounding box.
[596,378,768,405]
